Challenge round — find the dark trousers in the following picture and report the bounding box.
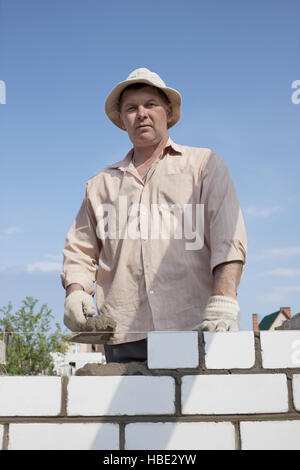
[104,338,147,363]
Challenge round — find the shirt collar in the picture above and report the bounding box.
[108,137,182,171]
[165,137,183,155]
[108,149,133,170]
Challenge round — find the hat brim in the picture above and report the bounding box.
[105,78,181,130]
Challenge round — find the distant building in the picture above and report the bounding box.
[252,307,292,331]
[51,342,106,376]
[275,312,300,330]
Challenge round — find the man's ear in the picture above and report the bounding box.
[166,104,173,125]
[118,112,127,130]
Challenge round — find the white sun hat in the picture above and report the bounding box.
[105,67,182,130]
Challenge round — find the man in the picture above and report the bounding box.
[61,68,247,363]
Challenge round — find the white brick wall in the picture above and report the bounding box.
[204,332,255,369]
[8,423,119,450]
[148,331,199,369]
[182,374,288,414]
[260,331,300,368]
[1,331,300,450]
[0,377,61,416]
[67,376,175,415]
[240,421,300,450]
[125,422,235,450]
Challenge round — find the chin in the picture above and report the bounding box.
[133,134,157,144]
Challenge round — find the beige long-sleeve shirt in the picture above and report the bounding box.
[61,138,247,344]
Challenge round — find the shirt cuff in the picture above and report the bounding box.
[211,241,246,275]
[60,272,95,296]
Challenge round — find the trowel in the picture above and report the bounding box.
[68,313,117,344]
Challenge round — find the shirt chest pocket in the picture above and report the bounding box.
[158,173,194,206]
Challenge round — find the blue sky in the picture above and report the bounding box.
[0,0,299,331]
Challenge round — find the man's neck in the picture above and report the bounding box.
[133,135,169,166]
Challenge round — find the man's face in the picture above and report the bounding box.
[118,85,172,147]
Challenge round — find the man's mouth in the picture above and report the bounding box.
[136,124,152,129]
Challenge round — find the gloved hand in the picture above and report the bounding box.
[64,290,96,332]
[193,295,240,332]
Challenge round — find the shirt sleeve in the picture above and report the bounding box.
[200,151,247,274]
[60,182,101,295]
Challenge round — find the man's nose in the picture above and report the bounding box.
[136,105,147,119]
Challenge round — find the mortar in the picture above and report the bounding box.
[68,313,117,344]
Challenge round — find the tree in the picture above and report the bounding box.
[0,296,69,375]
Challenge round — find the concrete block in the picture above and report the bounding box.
[67,376,175,415]
[0,377,61,416]
[8,423,119,450]
[293,374,300,411]
[125,421,235,450]
[204,332,255,369]
[182,374,288,414]
[147,331,199,369]
[240,421,300,450]
[260,331,300,368]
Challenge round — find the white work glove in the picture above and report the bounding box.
[193,295,240,332]
[64,290,96,332]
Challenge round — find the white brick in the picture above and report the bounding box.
[261,331,300,368]
[182,374,288,414]
[125,422,235,450]
[0,377,61,416]
[148,331,199,369]
[67,376,175,415]
[0,425,3,450]
[204,332,255,369]
[8,423,119,450]
[293,375,300,411]
[241,421,300,450]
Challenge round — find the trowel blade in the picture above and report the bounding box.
[68,332,110,344]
